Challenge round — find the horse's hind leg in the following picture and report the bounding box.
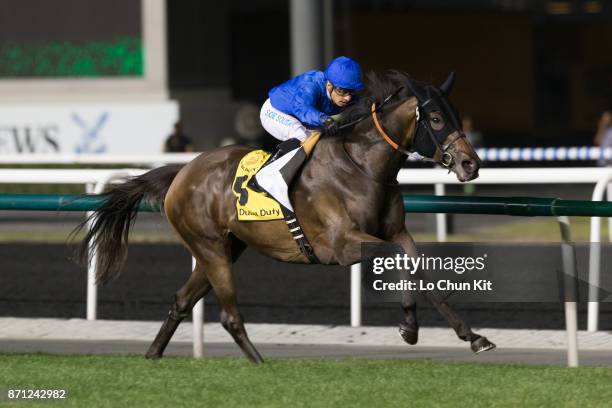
[191,239,263,364]
[212,263,264,364]
[146,262,210,359]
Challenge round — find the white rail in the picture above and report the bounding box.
[1,146,612,165]
[0,153,198,165]
[0,168,146,184]
[397,167,612,184]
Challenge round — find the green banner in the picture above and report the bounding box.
[0,37,143,78]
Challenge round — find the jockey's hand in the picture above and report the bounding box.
[323,117,339,135]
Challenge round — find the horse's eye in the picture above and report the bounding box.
[430,115,444,130]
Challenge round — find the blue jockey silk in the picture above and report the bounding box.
[268,70,341,127]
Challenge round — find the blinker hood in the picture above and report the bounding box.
[405,74,463,158]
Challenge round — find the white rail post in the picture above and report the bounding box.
[192,257,204,358]
[558,216,579,367]
[588,216,601,333]
[350,263,362,327]
[586,174,612,331]
[85,183,97,321]
[434,183,447,242]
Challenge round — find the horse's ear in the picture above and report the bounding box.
[439,71,456,96]
[406,79,426,101]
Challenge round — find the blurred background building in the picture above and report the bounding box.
[0,0,611,151]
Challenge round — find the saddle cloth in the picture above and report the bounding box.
[232,150,284,221]
[232,147,320,264]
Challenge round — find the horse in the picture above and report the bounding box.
[75,70,495,364]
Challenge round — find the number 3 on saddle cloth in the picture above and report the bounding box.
[232,138,319,263]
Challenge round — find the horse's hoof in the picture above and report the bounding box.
[471,336,496,354]
[398,323,419,345]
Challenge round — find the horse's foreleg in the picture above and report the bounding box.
[391,231,495,353]
[145,262,210,359]
[423,292,495,353]
[390,232,420,345]
[340,229,419,342]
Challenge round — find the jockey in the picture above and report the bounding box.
[253,56,364,213]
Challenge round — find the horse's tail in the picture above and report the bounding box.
[73,164,184,285]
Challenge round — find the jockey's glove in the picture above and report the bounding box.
[323,117,339,136]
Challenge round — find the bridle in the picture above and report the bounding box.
[338,72,476,183]
[339,86,466,175]
[369,81,468,170]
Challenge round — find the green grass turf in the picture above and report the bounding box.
[0,354,611,407]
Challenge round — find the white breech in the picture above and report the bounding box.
[259,98,312,142]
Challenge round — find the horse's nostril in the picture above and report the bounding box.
[462,159,475,172]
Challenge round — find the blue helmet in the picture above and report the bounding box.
[324,56,364,91]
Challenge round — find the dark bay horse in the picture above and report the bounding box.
[76,71,495,364]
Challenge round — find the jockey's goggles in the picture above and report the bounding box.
[332,87,355,97]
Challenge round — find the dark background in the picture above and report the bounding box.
[0,0,141,42]
[166,0,612,147]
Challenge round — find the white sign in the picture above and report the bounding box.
[0,101,179,154]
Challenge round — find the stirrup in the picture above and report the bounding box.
[267,138,301,164]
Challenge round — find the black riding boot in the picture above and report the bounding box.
[247,138,301,192]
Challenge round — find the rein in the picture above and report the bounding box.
[337,86,404,131]
[370,102,412,156]
[339,87,406,186]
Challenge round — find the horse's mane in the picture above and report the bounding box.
[342,70,415,125]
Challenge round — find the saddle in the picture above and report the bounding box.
[232,140,319,263]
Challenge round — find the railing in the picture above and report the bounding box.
[3,166,611,326]
[2,166,612,366]
[3,192,611,367]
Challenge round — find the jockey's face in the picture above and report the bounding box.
[326,81,353,108]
